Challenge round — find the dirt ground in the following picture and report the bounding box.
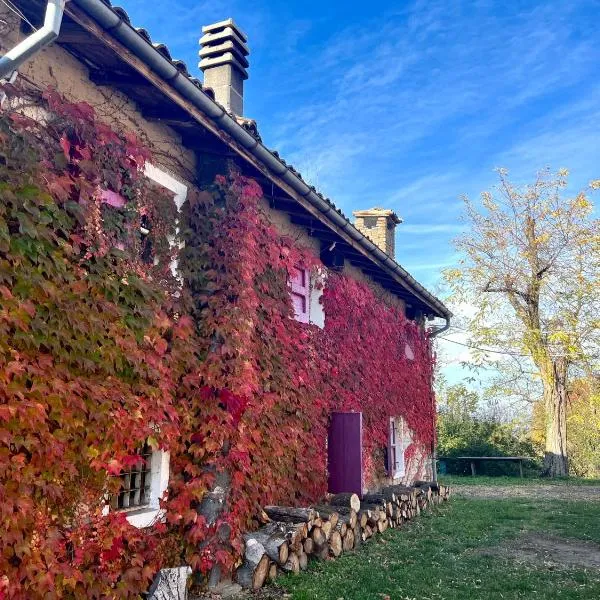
[452,483,600,502]
[480,532,600,570]
[457,483,600,572]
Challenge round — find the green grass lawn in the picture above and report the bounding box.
[276,497,600,600]
[439,475,600,487]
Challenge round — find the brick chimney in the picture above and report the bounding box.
[353,208,402,259]
[199,19,249,116]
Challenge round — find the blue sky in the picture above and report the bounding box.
[119,0,599,384]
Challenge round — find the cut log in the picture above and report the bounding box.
[329,531,343,557]
[414,480,440,492]
[243,523,289,565]
[283,523,308,552]
[329,493,361,512]
[268,563,278,583]
[321,520,332,541]
[316,505,358,528]
[362,491,397,504]
[282,553,300,574]
[147,567,191,600]
[342,529,355,552]
[360,505,381,525]
[235,539,270,590]
[353,524,362,549]
[298,551,308,571]
[258,509,271,524]
[311,526,326,548]
[328,512,339,530]
[303,537,314,555]
[311,506,340,529]
[358,511,369,529]
[384,485,417,501]
[264,507,317,524]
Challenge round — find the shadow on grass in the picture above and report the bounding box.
[276,498,600,600]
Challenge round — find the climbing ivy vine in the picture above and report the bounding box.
[0,84,434,599]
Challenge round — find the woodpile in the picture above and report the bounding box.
[235,482,450,589]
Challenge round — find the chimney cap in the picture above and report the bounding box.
[199,27,249,55]
[352,207,402,225]
[201,18,247,42]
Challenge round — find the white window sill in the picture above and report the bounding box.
[124,506,165,528]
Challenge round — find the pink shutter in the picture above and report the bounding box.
[290,266,309,323]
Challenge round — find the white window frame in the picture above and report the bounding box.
[143,163,188,278]
[144,163,188,211]
[103,449,170,529]
[309,268,326,328]
[388,417,408,479]
[289,266,326,328]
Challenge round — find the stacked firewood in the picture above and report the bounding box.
[235,481,451,590]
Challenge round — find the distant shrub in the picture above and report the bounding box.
[437,384,540,476]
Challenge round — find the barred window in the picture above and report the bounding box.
[110,443,152,511]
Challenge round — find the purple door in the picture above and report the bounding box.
[328,412,363,495]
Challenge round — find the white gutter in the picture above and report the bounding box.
[0,0,66,80]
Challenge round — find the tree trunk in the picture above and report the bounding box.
[541,359,569,477]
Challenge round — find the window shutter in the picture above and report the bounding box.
[388,418,397,476]
[388,417,406,478]
[290,266,310,323]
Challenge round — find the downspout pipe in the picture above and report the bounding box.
[0,0,66,80]
[428,316,451,339]
[427,315,451,483]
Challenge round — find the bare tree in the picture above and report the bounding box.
[445,169,599,476]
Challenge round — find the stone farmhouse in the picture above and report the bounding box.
[0,0,451,595]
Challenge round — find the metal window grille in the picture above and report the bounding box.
[110,443,152,510]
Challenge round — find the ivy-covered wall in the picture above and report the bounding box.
[0,85,435,599]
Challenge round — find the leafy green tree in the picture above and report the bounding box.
[446,169,599,476]
[568,381,600,477]
[437,384,538,475]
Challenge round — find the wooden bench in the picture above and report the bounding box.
[439,456,535,478]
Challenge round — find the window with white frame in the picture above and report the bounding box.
[388,417,409,479]
[10,100,181,527]
[143,163,188,277]
[102,164,184,529]
[289,265,325,328]
[106,444,170,529]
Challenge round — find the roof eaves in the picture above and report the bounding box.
[69,0,451,319]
